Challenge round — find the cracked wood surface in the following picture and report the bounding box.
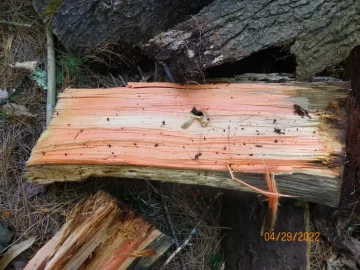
[24,191,172,270]
[25,82,348,206]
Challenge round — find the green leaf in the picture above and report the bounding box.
[31,69,48,90]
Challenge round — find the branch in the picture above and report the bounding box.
[0,20,32,27]
[161,193,222,269]
[46,24,56,125]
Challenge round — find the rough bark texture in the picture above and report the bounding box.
[33,0,213,50]
[341,46,360,209]
[221,194,309,270]
[25,82,349,206]
[143,0,360,83]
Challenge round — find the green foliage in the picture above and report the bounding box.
[31,69,48,90]
[55,67,63,86]
[58,51,89,87]
[45,0,62,17]
[60,52,85,75]
[8,96,18,103]
[208,253,224,270]
[30,51,89,90]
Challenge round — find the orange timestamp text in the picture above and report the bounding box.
[263,231,320,242]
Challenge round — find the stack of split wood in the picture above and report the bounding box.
[25,81,350,207]
[25,191,173,270]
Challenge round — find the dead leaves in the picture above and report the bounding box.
[1,103,35,117]
[0,237,36,270]
[0,89,35,117]
[10,61,37,72]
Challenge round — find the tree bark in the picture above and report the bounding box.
[221,194,310,270]
[25,81,349,206]
[341,46,360,209]
[143,0,360,83]
[33,0,213,50]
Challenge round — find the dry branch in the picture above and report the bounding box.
[24,190,173,270]
[0,20,32,27]
[25,81,349,206]
[46,24,56,125]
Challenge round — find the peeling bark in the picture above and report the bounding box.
[143,0,360,83]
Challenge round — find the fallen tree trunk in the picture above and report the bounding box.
[33,0,213,50]
[25,81,349,206]
[143,0,360,82]
[24,190,173,270]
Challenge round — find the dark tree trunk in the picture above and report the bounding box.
[221,193,309,270]
[143,0,360,83]
[33,0,213,50]
[341,46,360,210]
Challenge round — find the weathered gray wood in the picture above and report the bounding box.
[33,0,213,50]
[26,164,340,206]
[143,0,360,83]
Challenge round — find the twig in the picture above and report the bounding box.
[160,184,187,270]
[161,193,223,269]
[154,62,158,82]
[118,74,127,86]
[46,24,56,125]
[226,162,295,198]
[137,66,146,82]
[160,62,175,83]
[109,73,118,86]
[0,20,32,28]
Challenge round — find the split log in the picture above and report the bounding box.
[24,190,173,270]
[25,81,349,206]
[33,0,213,50]
[143,0,360,82]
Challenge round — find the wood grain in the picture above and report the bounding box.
[25,82,348,206]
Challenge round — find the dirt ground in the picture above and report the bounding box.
[0,1,360,270]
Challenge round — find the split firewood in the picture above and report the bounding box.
[25,81,350,207]
[24,191,173,270]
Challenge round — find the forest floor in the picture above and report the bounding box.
[0,2,224,270]
[0,1,359,270]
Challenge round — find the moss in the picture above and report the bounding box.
[45,0,62,17]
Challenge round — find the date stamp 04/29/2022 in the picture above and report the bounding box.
[263,232,320,242]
